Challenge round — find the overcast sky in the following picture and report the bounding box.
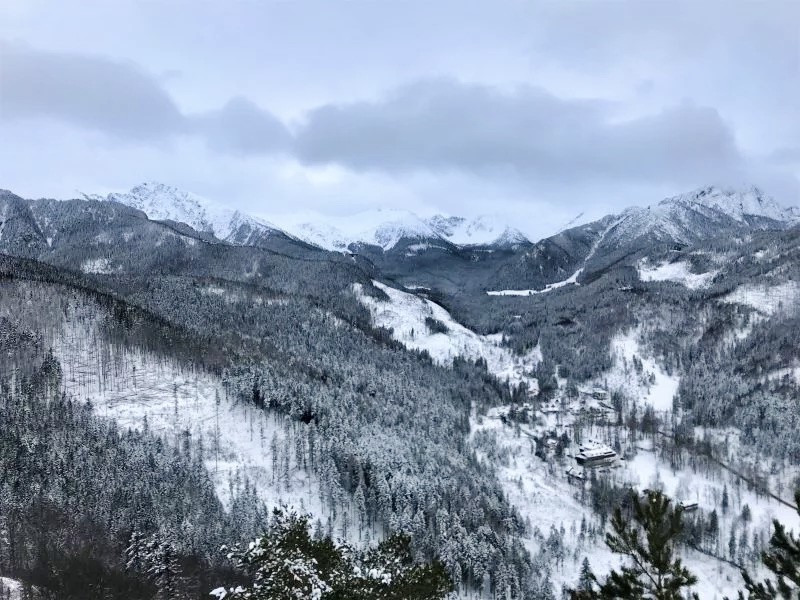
[1,0,798,239]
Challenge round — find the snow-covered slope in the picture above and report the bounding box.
[0,577,24,600]
[287,209,440,252]
[285,210,530,252]
[53,300,326,516]
[638,259,718,289]
[601,186,798,251]
[354,281,541,389]
[86,182,284,243]
[427,214,529,247]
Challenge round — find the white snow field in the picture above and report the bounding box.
[638,259,717,289]
[80,257,116,275]
[470,410,753,599]
[0,577,23,600]
[354,281,541,390]
[52,306,326,518]
[605,330,680,412]
[720,282,800,316]
[486,272,580,296]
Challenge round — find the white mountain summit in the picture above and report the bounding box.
[598,185,799,249]
[83,182,284,243]
[287,210,530,252]
[83,182,796,254]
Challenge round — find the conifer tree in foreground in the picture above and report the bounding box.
[570,489,698,600]
[737,489,800,600]
[212,508,453,600]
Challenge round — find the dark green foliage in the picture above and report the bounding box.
[0,313,250,599]
[570,490,698,600]
[424,316,449,335]
[0,230,533,594]
[216,509,453,600]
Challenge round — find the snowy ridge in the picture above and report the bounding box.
[285,210,530,252]
[426,214,529,247]
[86,182,283,243]
[661,185,793,223]
[603,186,797,250]
[287,209,440,252]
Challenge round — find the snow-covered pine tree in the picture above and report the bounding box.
[737,489,800,599]
[569,490,698,599]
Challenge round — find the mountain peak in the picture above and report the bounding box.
[283,210,530,252]
[659,185,790,223]
[426,213,529,247]
[97,182,280,242]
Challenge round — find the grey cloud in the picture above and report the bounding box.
[294,78,743,186]
[0,42,185,139]
[190,97,290,156]
[0,44,771,193]
[769,147,800,166]
[0,43,289,155]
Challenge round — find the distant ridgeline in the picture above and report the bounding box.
[0,183,799,598]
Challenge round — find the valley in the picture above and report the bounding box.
[0,183,798,599]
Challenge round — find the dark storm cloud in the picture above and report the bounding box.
[294,79,743,186]
[0,43,290,155]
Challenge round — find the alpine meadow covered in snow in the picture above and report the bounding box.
[1,1,800,599]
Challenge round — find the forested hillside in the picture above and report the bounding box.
[1,186,799,598]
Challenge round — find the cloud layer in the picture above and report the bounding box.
[295,79,743,186]
[0,43,290,154]
[0,44,749,190]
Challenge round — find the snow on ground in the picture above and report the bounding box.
[638,259,717,289]
[470,411,748,598]
[605,330,679,412]
[720,282,800,316]
[622,446,800,534]
[0,577,23,600]
[53,311,326,518]
[354,281,540,390]
[470,409,621,595]
[81,257,115,274]
[765,365,800,385]
[487,218,621,297]
[486,272,580,296]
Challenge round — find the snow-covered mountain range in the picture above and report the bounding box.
[599,185,800,250]
[3,178,800,599]
[76,182,798,257]
[81,182,531,252]
[82,182,286,245]
[286,209,530,252]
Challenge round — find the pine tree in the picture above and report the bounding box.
[570,489,698,599]
[722,485,730,516]
[213,508,453,600]
[577,557,594,593]
[737,489,800,599]
[147,539,184,600]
